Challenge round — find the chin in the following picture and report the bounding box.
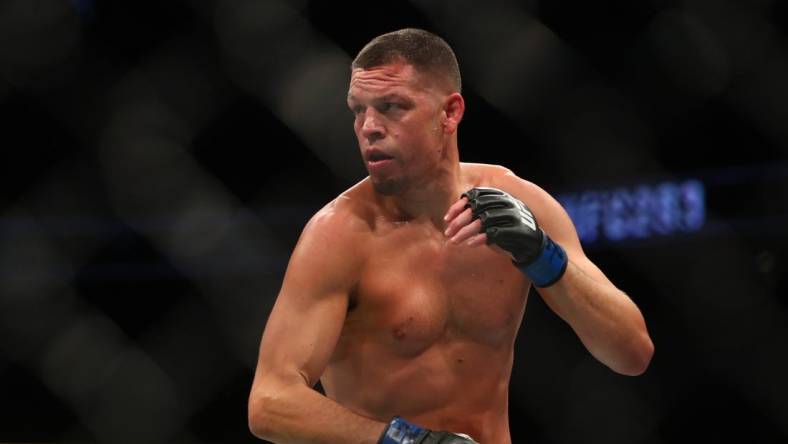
[371,177,407,195]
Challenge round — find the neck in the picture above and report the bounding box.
[377,145,463,229]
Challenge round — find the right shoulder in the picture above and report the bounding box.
[303,178,375,240]
[292,179,375,270]
[279,180,375,294]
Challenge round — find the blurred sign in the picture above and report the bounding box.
[558,163,788,247]
[559,179,705,244]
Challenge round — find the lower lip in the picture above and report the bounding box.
[367,159,394,171]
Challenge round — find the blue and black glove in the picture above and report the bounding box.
[462,187,568,287]
[379,417,478,444]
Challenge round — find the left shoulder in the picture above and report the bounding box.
[460,162,524,189]
[476,165,582,253]
[460,162,510,174]
[475,165,554,209]
[460,162,560,213]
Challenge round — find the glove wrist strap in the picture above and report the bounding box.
[379,416,424,444]
[514,235,568,287]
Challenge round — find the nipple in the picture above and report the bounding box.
[392,316,414,340]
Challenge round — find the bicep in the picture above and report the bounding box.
[252,215,361,390]
[254,282,348,389]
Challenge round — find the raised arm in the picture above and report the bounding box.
[506,175,653,375]
[444,169,654,376]
[247,205,386,443]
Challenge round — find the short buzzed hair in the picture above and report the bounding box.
[351,28,462,93]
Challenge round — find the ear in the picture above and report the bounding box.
[442,92,465,134]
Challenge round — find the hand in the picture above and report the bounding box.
[453,187,542,263]
[444,187,540,261]
[443,194,487,248]
[379,417,479,444]
[444,187,568,287]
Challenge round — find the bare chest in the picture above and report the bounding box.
[341,223,529,357]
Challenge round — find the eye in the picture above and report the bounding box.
[351,105,364,115]
[379,102,399,113]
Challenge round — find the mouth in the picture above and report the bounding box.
[365,149,395,165]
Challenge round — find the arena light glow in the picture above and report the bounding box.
[558,179,706,244]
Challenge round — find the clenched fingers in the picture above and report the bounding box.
[444,207,473,238]
[449,218,484,245]
[443,196,469,225]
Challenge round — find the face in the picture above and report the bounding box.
[347,61,447,195]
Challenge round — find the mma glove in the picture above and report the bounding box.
[379,416,479,444]
[462,187,568,287]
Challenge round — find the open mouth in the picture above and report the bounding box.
[367,151,394,162]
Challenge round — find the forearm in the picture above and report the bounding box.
[446,186,653,374]
[249,381,386,444]
[538,260,654,375]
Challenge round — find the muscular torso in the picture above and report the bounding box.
[320,165,531,443]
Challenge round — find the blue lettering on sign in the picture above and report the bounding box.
[558,180,705,244]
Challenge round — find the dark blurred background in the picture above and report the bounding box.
[1,0,787,442]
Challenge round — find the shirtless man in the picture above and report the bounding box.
[247,28,654,444]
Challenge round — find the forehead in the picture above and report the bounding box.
[348,62,426,99]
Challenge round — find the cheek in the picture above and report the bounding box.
[353,124,366,142]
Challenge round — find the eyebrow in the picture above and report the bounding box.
[378,93,406,101]
[346,93,408,103]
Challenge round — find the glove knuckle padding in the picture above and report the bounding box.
[462,187,506,213]
[481,208,518,228]
[461,187,568,287]
[461,187,545,263]
[463,187,503,200]
[471,194,511,213]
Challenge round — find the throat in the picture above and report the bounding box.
[378,181,463,228]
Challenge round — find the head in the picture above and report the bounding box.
[348,28,465,195]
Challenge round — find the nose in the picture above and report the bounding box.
[359,109,385,144]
